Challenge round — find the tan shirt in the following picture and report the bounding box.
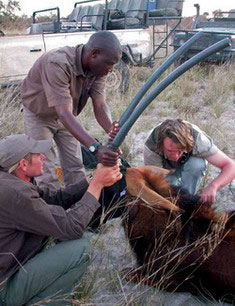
[21,45,105,118]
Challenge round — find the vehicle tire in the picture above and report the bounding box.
[106,59,130,94]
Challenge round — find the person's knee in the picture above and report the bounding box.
[74,237,92,254]
[52,238,92,271]
[66,238,92,263]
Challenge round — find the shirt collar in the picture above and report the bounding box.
[75,45,93,78]
[0,170,36,187]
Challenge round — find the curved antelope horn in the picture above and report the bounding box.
[109,38,230,150]
[119,31,204,126]
[125,167,180,212]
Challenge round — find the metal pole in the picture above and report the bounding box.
[103,0,108,30]
[110,38,230,150]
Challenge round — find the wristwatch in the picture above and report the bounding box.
[88,142,101,154]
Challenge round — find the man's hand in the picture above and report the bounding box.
[200,184,218,205]
[87,163,122,200]
[96,145,119,166]
[108,121,123,156]
[108,121,120,141]
[92,163,122,187]
[202,151,235,205]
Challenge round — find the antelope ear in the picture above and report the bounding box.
[126,167,180,212]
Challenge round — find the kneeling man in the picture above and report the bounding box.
[144,119,235,204]
[0,134,121,306]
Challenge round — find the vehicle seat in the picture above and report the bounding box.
[127,0,145,19]
[77,5,92,24]
[149,0,184,17]
[108,0,145,29]
[89,4,105,30]
[107,0,120,19]
[61,4,105,32]
[108,0,120,11]
[68,6,82,22]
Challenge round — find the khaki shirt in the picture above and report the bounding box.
[0,171,99,289]
[21,45,105,118]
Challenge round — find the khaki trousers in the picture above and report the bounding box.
[23,107,85,190]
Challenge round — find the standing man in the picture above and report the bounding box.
[0,134,122,305]
[21,31,122,189]
[144,119,235,204]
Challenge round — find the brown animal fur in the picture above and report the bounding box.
[123,167,235,301]
[54,164,234,299]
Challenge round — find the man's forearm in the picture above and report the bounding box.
[55,104,119,166]
[56,107,96,148]
[208,163,235,192]
[38,178,89,209]
[87,181,103,200]
[93,101,112,133]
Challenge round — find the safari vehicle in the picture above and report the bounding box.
[172,4,235,63]
[0,0,184,92]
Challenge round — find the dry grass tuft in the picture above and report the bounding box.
[0,84,23,138]
[201,63,235,118]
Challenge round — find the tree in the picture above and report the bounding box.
[0,0,21,22]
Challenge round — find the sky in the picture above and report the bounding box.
[15,0,235,18]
